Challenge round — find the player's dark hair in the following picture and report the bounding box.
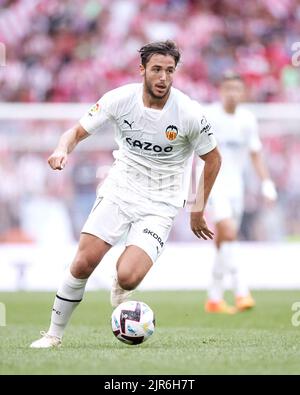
[221,70,244,83]
[138,40,181,67]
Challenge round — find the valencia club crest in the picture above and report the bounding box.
[165,125,178,141]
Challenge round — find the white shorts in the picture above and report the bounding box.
[81,195,177,263]
[208,192,244,228]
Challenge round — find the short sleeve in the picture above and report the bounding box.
[245,112,262,152]
[188,104,217,156]
[79,93,114,135]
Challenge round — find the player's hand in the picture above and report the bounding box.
[190,212,214,240]
[48,150,68,170]
[261,179,277,205]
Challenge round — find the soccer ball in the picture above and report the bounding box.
[111,300,155,345]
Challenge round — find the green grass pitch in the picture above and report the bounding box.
[1,290,300,375]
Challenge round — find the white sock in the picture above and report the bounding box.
[208,250,225,302]
[219,242,249,298]
[48,269,88,339]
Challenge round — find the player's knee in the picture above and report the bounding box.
[220,230,236,242]
[71,254,96,278]
[117,272,139,291]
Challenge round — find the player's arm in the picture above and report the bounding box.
[250,151,277,202]
[191,147,222,240]
[48,123,89,171]
[247,111,277,202]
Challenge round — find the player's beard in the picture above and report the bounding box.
[144,75,172,100]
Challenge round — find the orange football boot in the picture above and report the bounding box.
[236,295,255,311]
[204,300,237,314]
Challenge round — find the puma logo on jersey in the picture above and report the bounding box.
[123,119,135,129]
[126,137,173,153]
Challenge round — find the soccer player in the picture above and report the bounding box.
[203,71,277,314]
[30,41,221,348]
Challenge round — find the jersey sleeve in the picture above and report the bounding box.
[187,104,217,156]
[79,92,115,135]
[245,112,262,152]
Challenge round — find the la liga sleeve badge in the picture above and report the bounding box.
[88,102,100,117]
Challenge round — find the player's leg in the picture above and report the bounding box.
[30,233,111,348]
[217,219,255,311]
[226,197,255,311]
[205,195,236,313]
[110,246,153,307]
[30,196,130,348]
[110,211,175,307]
[209,217,255,312]
[205,218,237,314]
[48,233,111,337]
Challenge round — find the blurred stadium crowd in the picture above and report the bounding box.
[0,0,300,244]
[1,0,300,102]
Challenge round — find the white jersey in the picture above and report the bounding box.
[80,83,216,208]
[205,102,262,198]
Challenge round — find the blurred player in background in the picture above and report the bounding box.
[30,40,221,348]
[203,71,277,314]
